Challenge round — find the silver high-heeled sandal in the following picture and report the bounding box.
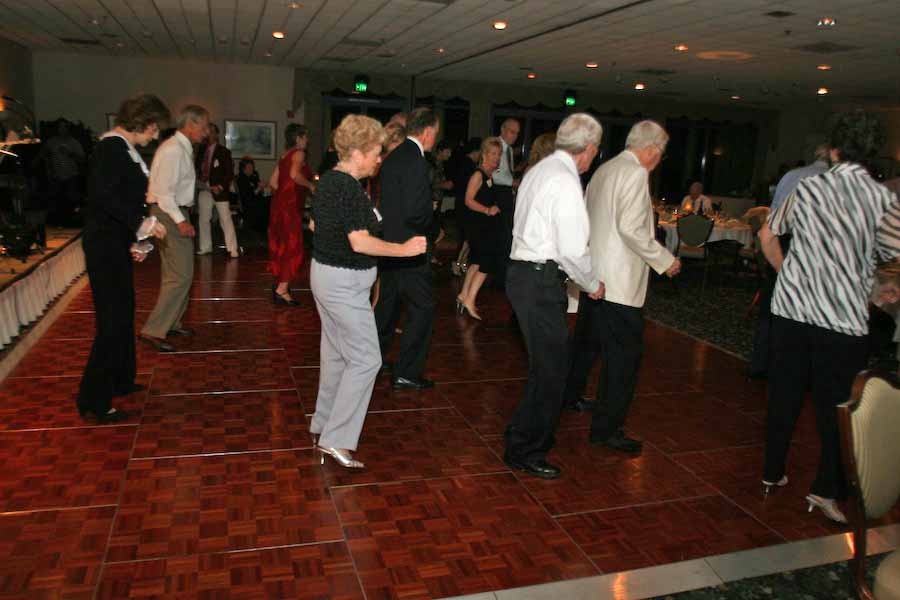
[318,446,364,469]
[805,494,847,524]
[762,475,788,496]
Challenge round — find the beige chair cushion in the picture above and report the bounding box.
[852,377,900,519]
[875,550,900,600]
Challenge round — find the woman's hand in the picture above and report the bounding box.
[486,206,500,216]
[401,236,427,256]
[130,244,148,262]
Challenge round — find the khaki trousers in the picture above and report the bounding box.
[141,205,194,338]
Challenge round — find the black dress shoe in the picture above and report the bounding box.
[565,397,596,412]
[392,376,435,390]
[114,383,147,396]
[504,457,562,480]
[592,431,643,453]
[138,334,175,352]
[78,407,129,423]
[167,327,194,337]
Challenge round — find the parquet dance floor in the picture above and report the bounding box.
[1,248,892,599]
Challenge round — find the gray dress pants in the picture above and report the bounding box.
[309,260,380,450]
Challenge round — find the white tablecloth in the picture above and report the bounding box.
[0,237,85,348]
[660,220,753,254]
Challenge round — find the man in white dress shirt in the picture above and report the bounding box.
[139,105,210,352]
[503,113,605,480]
[680,181,713,214]
[493,118,521,286]
[569,120,681,454]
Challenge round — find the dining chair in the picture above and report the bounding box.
[838,370,900,600]
[676,214,714,293]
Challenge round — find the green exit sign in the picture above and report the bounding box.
[564,89,576,107]
[354,75,369,93]
[565,96,576,107]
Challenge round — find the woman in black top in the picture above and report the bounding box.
[78,94,170,422]
[236,156,269,232]
[455,137,503,321]
[309,114,426,469]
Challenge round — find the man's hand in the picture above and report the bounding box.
[151,222,167,239]
[665,258,681,278]
[401,236,428,256]
[177,221,196,238]
[588,282,606,300]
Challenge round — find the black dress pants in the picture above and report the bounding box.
[493,186,515,287]
[763,316,866,499]
[374,258,435,380]
[589,300,644,442]
[563,292,603,404]
[504,262,569,462]
[77,234,137,414]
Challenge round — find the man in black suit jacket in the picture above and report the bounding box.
[375,107,440,390]
[195,123,239,257]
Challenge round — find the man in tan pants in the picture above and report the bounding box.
[139,106,210,352]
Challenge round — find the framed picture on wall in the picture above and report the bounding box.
[224,120,276,160]
[106,113,117,131]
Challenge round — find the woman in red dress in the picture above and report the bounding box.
[268,124,316,305]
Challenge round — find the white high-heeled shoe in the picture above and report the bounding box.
[805,494,847,524]
[318,446,364,469]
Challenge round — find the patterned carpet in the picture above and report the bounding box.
[651,553,888,600]
[643,258,760,360]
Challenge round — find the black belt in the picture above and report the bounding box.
[510,259,568,283]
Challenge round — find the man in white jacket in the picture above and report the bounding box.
[567,120,681,453]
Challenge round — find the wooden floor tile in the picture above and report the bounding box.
[333,474,598,599]
[0,427,134,511]
[107,450,341,561]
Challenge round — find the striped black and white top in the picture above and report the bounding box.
[769,162,900,337]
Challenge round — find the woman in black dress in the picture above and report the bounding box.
[77,94,170,422]
[455,137,503,321]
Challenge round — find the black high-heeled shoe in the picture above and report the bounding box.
[273,286,299,306]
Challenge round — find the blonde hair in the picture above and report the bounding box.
[333,114,385,162]
[478,137,503,168]
[383,121,406,149]
[527,132,556,171]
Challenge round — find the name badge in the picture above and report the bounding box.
[373,207,383,222]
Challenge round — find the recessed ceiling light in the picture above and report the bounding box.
[634,82,645,90]
[817,64,832,71]
[437,47,445,54]
[817,87,829,95]
[90,18,101,26]
[264,51,272,57]
[272,31,285,39]
[673,43,688,52]
[492,21,507,30]
[527,72,537,79]
[115,42,125,48]
[286,1,302,7]
[731,95,741,100]
[585,62,599,69]
[817,16,836,27]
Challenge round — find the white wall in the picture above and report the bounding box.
[0,37,34,124]
[32,52,295,178]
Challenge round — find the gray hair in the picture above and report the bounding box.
[555,113,603,154]
[176,105,209,129]
[625,120,668,152]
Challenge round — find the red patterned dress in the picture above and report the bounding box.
[268,148,310,282]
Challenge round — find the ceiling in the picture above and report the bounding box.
[1,0,898,108]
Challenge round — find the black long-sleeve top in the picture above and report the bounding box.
[83,137,148,247]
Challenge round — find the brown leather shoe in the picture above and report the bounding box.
[138,334,175,352]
